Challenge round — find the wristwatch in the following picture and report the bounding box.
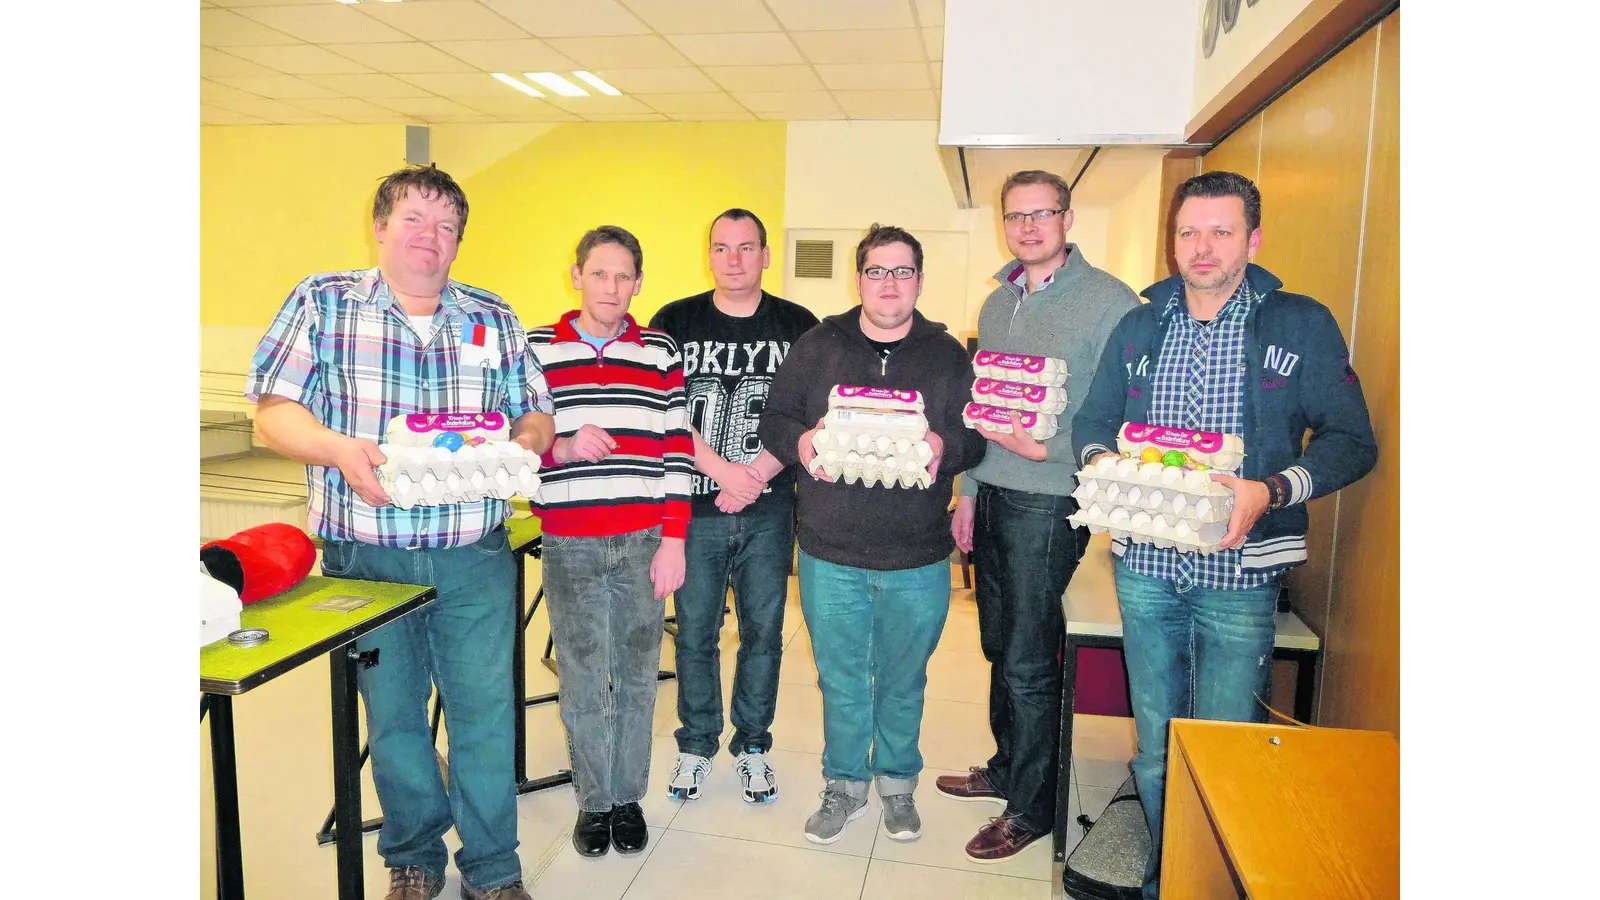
[1264,473,1290,511]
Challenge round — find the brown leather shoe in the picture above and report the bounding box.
[384,867,444,900]
[934,766,1006,804]
[460,878,532,900]
[964,814,1048,863]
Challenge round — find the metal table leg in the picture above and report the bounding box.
[514,550,529,785]
[330,645,366,900]
[207,693,246,900]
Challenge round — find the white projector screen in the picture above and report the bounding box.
[938,0,1199,146]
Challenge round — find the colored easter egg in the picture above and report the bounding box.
[1140,447,1164,463]
[1161,450,1187,467]
[432,432,465,451]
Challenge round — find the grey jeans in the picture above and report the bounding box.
[542,526,665,812]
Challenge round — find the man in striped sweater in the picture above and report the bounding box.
[526,225,693,860]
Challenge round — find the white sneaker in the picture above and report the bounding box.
[736,750,778,803]
[666,752,712,801]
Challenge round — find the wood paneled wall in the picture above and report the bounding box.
[1197,11,1400,737]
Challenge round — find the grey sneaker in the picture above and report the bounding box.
[881,792,922,841]
[385,867,444,900]
[667,752,712,800]
[460,879,531,900]
[804,780,868,845]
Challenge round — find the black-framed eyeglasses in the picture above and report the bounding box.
[1003,209,1067,224]
[862,265,918,281]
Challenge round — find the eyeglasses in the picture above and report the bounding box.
[1003,209,1067,225]
[862,265,918,281]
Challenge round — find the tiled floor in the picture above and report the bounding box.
[200,548,1136,899]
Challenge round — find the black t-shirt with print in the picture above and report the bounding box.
[649,291,821,516]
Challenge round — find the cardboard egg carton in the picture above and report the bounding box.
[385,411,510,448]
[1071,476,1232,525]
[375,441,541,509]
[806,433,934,489]
[822,385,930,441]
[971,378,1068,415]
[963,402,1059,441]
[1069,504,1230,555]
[971,351,1068,387]
[1117,423,1244,471]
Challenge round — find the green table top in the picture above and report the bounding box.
[507,514,542,553]
[200,576,435,696]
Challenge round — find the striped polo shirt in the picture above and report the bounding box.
[527,310,694,540]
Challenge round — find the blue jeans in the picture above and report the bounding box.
[972,485,1083,834]
[673,505,793,759]
[797,551,950,791]
[321,527,521,890]
[1116,563,1278,900]
[542,526,665,812]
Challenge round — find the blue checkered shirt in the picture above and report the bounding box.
[1120,281,1277,592]
[245,268,554,549]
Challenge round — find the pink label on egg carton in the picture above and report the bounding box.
[973,378,1051,404]
[401,412,507,434]
[1120,423,1226,454]
[973,351,1049,375]
[964,402,1040,428]
[833,385,921,405]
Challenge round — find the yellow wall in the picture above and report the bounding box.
[1104,157,1165,295]
[1192,0,1316,116]
[200,120,787,341]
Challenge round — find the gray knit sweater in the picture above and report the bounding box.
[960,244,1140,499]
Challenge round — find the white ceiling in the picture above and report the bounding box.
[199,0,947,126]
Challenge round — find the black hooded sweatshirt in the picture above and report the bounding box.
[758,306,987,571]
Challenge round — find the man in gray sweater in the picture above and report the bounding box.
[938,170,1139,863]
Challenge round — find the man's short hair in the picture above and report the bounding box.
[709,208,767,248]
[373,164,470,240]
[576,225,644,274]
[1174,170,1263,233]
[854,223,923,274]
[1000,169,1072,213]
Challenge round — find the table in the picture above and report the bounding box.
[1162,719,1398,898]
[1050,534,1323,897]
[506,514,575,794]
[201,575,436,900]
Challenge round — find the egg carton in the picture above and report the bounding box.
[384,411,510,449]
[1069,504,1230,555]
[376,441,542,509]
[806,449,933,489]
[1077,454,1235,500]
[1071,480,1232,525]
[971,377,1069,415]
[1117,423,1244,471]
[972,351,1067,387]
[830,384,924,412]
[963,402,1059,441]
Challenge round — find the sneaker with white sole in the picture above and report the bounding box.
[804,780,868,844]
[666,752,712,800]
[881,792,922,841]
[736,750,778,803]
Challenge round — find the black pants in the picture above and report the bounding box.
[973,484,1084,835]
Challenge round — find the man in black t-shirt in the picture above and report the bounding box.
[648,208,820,805]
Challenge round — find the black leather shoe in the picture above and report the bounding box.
[611,802,649,854]
[573,809,612,857]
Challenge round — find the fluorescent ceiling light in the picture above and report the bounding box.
[335,0,359,5]
[572,71,622,96]
[492,73,544,98]
[524,72,588,97]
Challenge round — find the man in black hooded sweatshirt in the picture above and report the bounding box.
[759,223,987,847]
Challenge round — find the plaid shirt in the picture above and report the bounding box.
[1121,280,1277,592]
[245,268,554,549]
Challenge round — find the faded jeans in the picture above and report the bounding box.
[542,526,665,812]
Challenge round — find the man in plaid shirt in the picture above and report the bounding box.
[246,165,554,900]
[1073,171,1377,900]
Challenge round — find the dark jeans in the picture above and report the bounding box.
[542,526,665,812]
[320,527,522,890]
[673,504,794,759]
[972,484,1084,835]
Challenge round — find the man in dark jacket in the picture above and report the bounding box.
[759,223,987,848]
[1072,171,1378,900]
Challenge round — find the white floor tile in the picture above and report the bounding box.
[619,830,870,900]
[864,767,1054,882]
[529,825,667,900]
[860,858,1053,900]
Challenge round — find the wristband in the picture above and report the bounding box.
[1265,473,1290,510]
